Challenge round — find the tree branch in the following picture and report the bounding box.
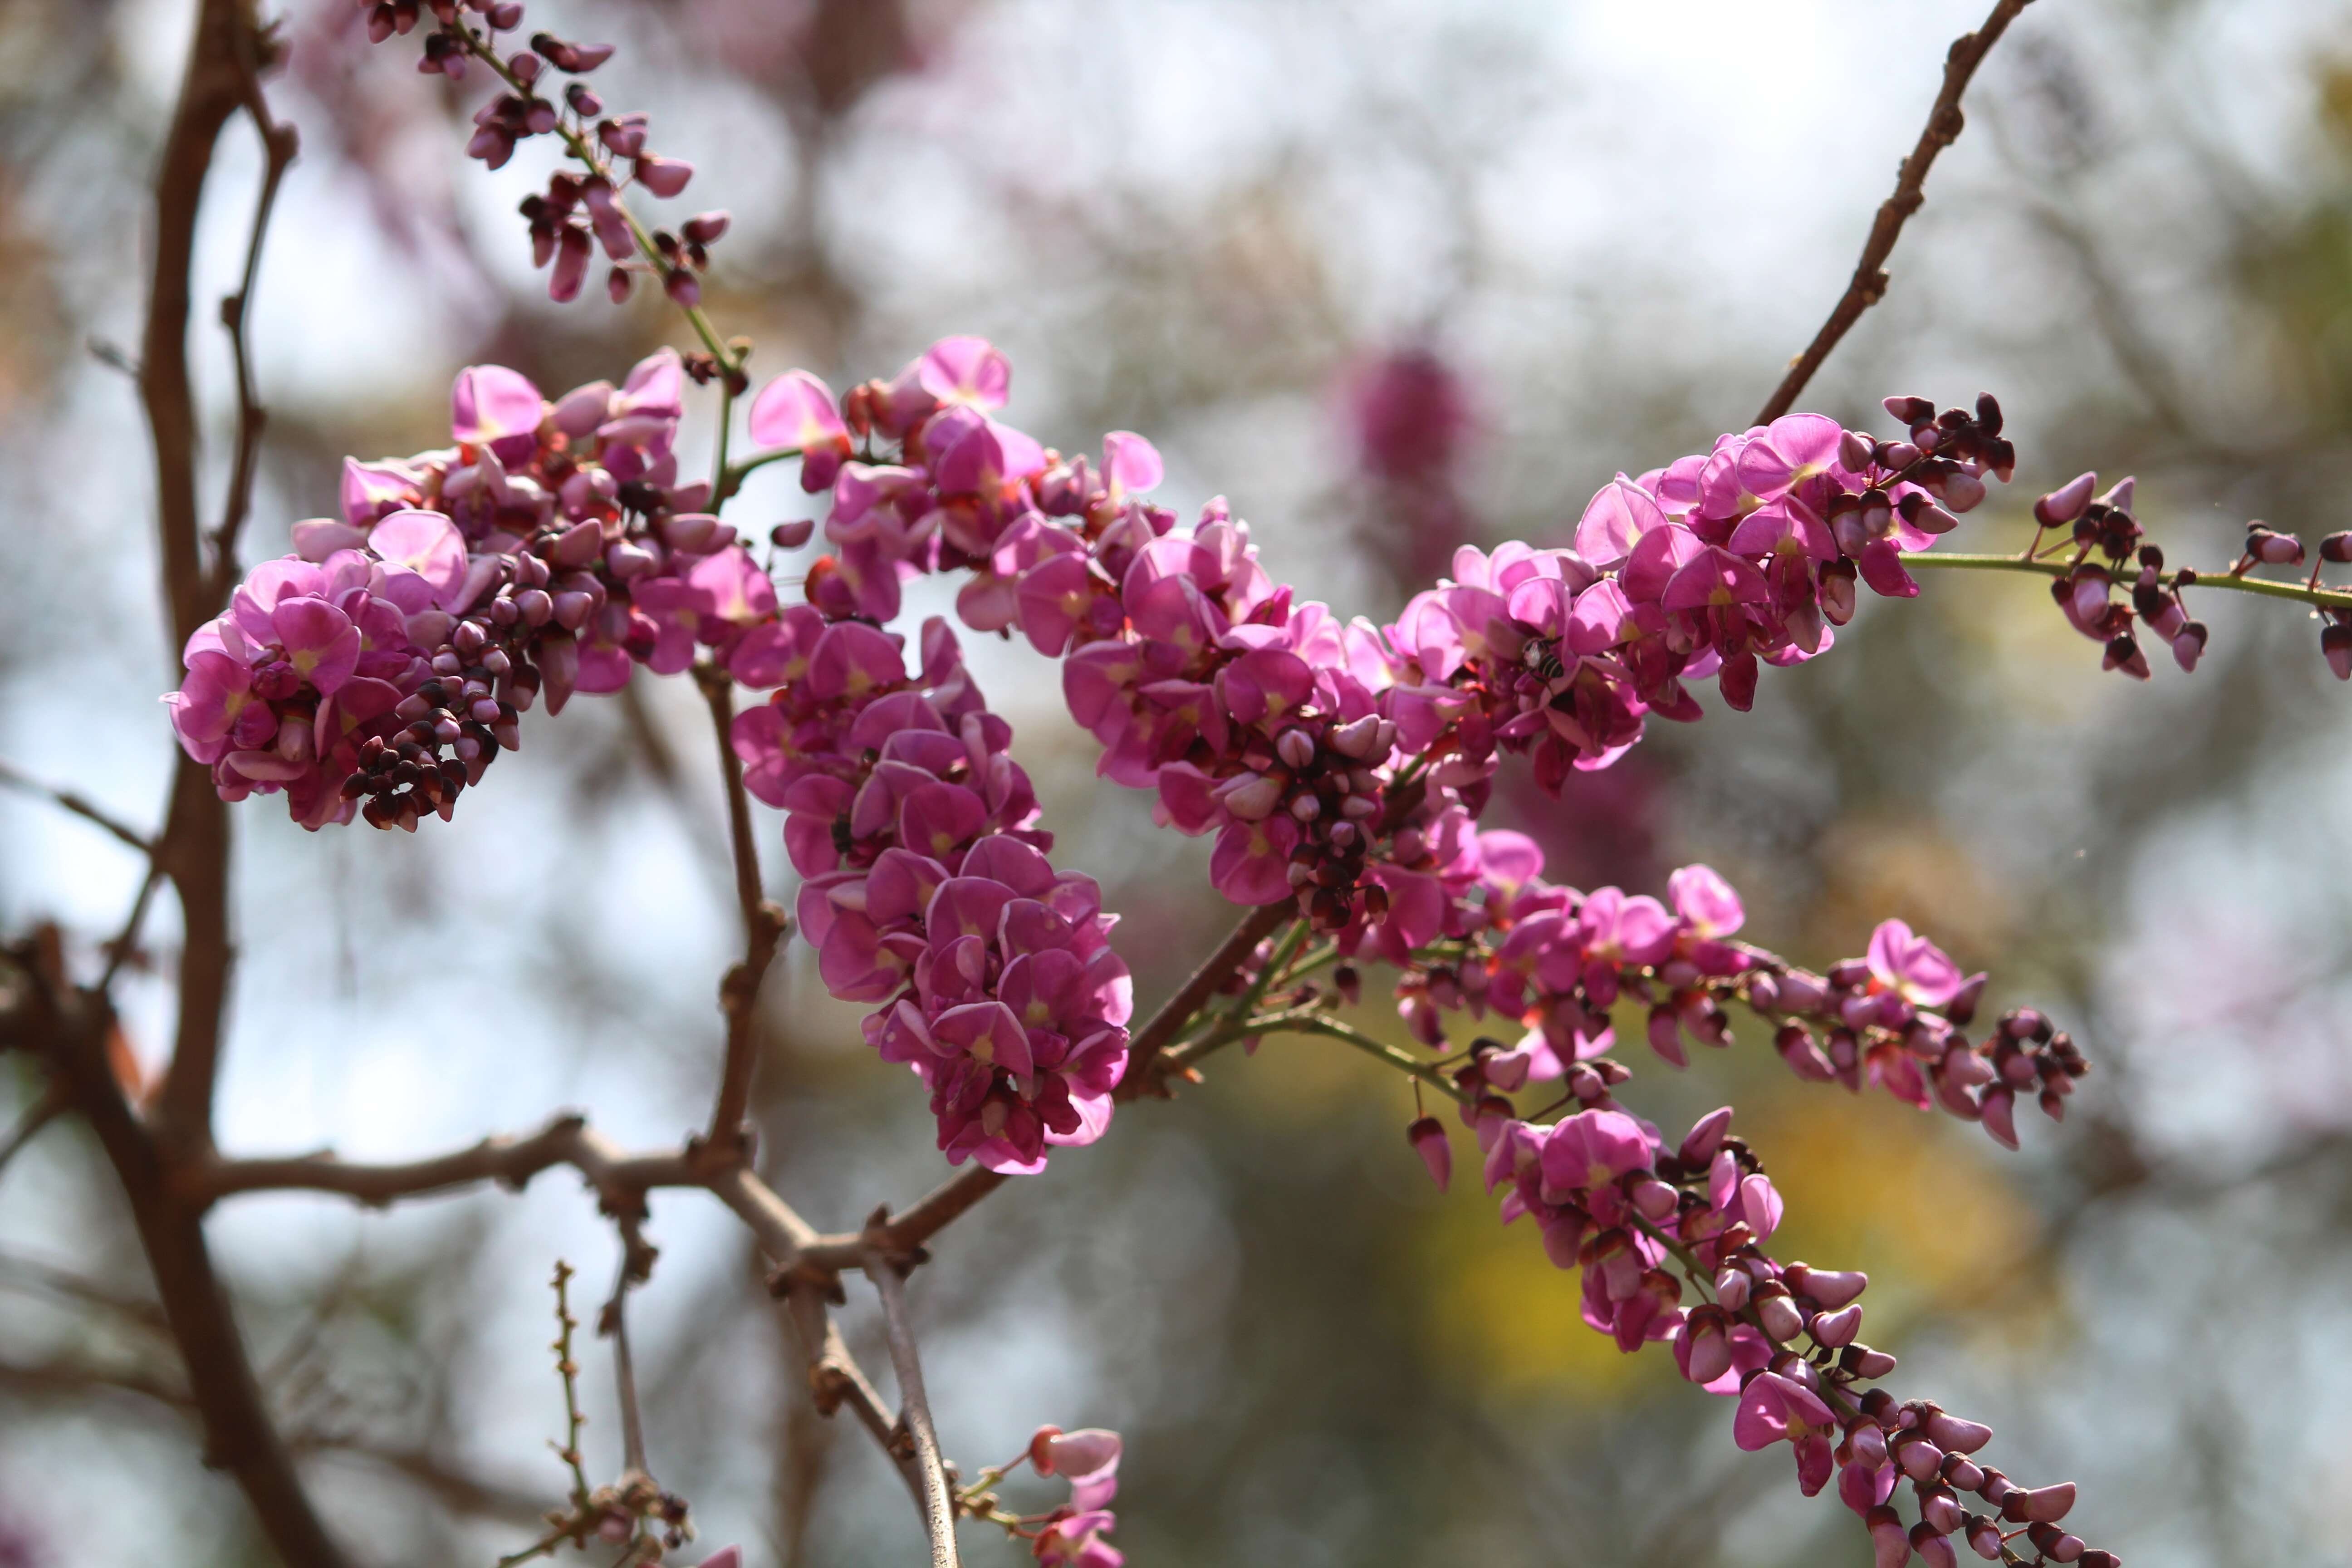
[866,1248,962,1568]
[696,666,786,1151]
[1752,0,2035,424]
[206,12,297,597]
[12,968,349,1568]
[1114,901,1290,1098]
[0,757,156,854]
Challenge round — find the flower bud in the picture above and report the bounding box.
[1808,1303,1862,1348]
[1910,1522,1959,1568]
[1866,1505,1911,1568]
[1406,1117,1451,1192]
[1922,1411,1993,1454]
[1753,1282,1803,1342]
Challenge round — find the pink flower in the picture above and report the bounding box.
[748,370,856,492]
[450,364,543,455]
[1667,863,1744,938]
[1733,1371,1838,1496]
[1030,1426,1122,1510]
[1033,1509,1123,1568]
[1865,918,1969,1007]
[1538,1108,1654,1197]
[918,335,1011,411]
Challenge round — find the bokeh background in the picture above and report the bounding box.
[4,0,2351,1563]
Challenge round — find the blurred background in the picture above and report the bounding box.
[4,0,2351,1563]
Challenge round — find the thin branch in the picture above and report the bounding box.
[1114,901,1291,1098]
[98,862,167,992]
[205,13,299,596]
[0,757,155,854]
[866,1249,962,1568]
[598,1223,656,1478]
[1753,0,2035,424]
[190,1112,696,1215]
[696,665,786,1150]
[776,1280,925,1509]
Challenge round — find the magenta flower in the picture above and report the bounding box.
[1865,918,1970,1007]
[917,334,1011,411]
[748,369,855,492]
[1733,1371,1838,1496]
[1033,1510,1123,1568]
[450,364,543,456]
[1030,1426,1122,1510]
[1537,1108,1653,1198]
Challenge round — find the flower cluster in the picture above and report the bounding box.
[1357,397,2006,799]
[1464,1096,2112,1568]
[363,0,721,307]
[731,614,1134,1172]
[1329,825,2081,1148]
[2025,469,2352,682]
[748,338,1418,926]
[167,350,789,828]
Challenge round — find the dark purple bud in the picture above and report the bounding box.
[769,518,816,550]
[606,267,632,304]
[1866,1506,1910,1568]
[1911,1522,1959,1568]
[2323,531,2352,564]
[2248,524,2305,565]
[564,81,603,118]
[2034,471,2097,527]
[1841,1343,1898,1380]
[1923,1411,1993,1453]
[2172,622,2206,672]
[508,49,541,83]
[1839,429,1875,470]
[550,225,589,302]
[487,1,523,27]
[1964,1515,2005,1560]
[1883,395,1935,425]
[2323,623,2352,681]
[1878,439,1921,470]
[1405,1117,1451,1191]
[682,209,730,245]
[664,268,701,307]
[636,154,694,199]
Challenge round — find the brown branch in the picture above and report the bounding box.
[777,1280,925,1508]
[866,1248,962,1568]
[206,13,298,597]
[188,1112,695,1215]
[1114,901,1290,1098]
[0,757,156,854]
[144,0,252,1155]
[15,970,349,1568]
[1751,0,2035,425]
[696,666,786,1151]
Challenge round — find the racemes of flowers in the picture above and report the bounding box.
[155,3,2169,1565]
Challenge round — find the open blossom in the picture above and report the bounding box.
[734,615,1132,1172]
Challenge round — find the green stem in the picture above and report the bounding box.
[716,445,804,506]
[1278,1016,1475,1105]
[710,376,737,501]
[1908,549,2352,611]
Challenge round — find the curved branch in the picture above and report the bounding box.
[1754,0,2035,423]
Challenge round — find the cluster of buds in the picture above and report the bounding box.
[1450,1078,2113,1567]
[2030,469,2352,681]
[360,0,718,306]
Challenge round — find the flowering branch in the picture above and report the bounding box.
[1754,0,2036,423]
